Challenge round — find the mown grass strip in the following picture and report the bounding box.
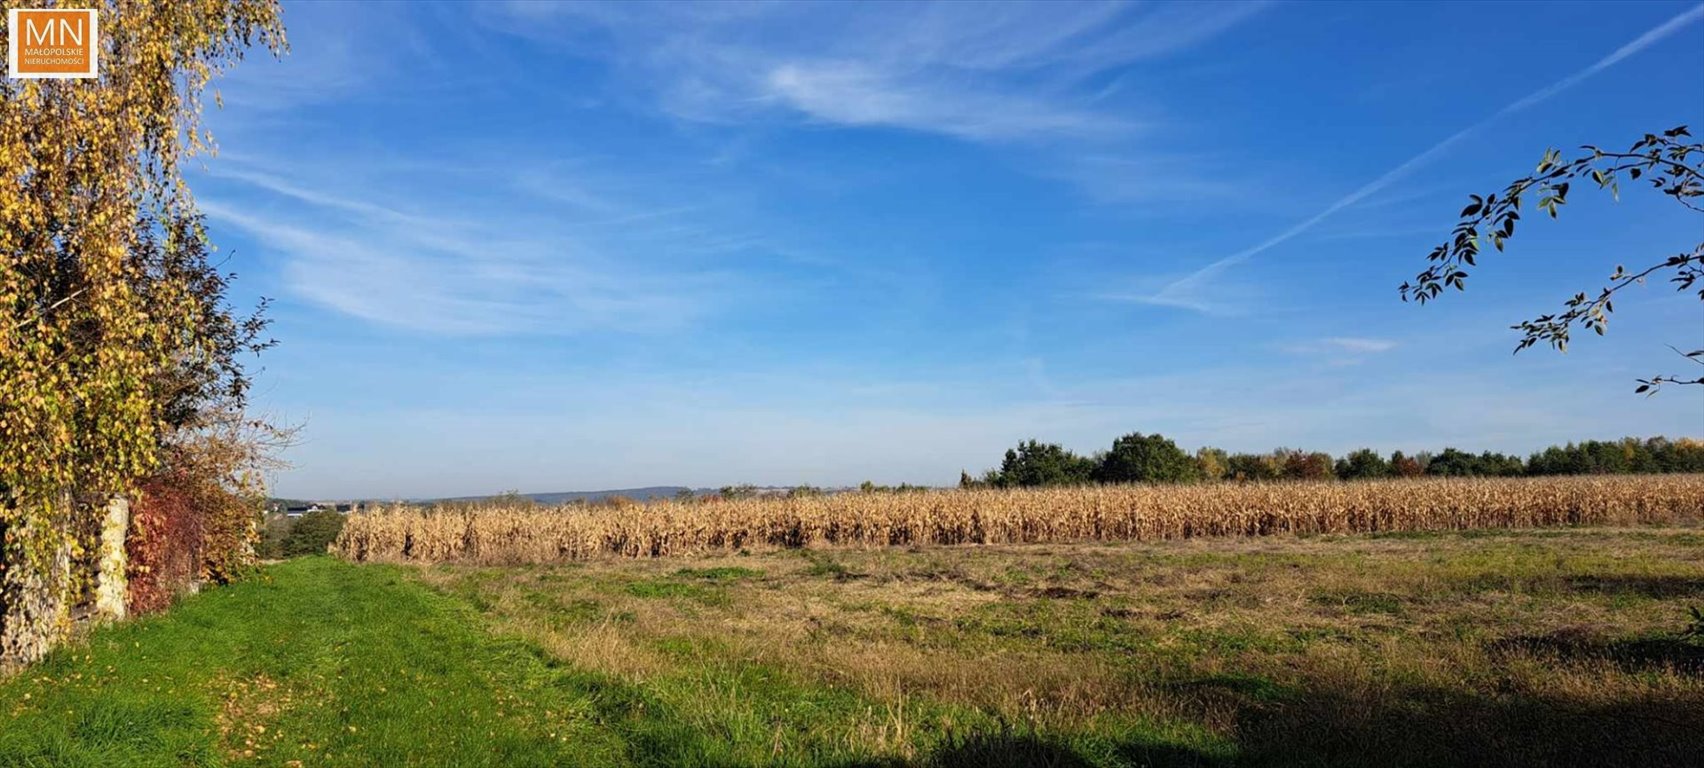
[0,558,629,767]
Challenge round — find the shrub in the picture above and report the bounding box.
[258,514,294,560]
[282,511,344,558]
[127,476,206,616]
[199,485,261,585]
[126,466,266,615]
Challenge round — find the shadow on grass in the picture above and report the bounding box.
[529,643,1700,768]
[917,666,1702,768]
[1494,630,1704,675]
[1231,681,1704,768]
[1561,574,1704,599]
[529,642,1228,768]
[926,735,1097,768]
[926,732,1233,768]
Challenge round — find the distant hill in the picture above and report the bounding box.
[273,485,905,509]
[433,487,696,505]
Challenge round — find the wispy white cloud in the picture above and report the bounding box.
[764,61,1127,141]
[211,2,437,112]
[198,161,738,336]
[491,1,1264,147]
[1121,3,1704,314]
[1041,153,1246,204]
[1267,336,1402,358]
[1322,337,1398,354]
[203,166,437,230]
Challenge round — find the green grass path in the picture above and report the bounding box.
[0,558,639,767]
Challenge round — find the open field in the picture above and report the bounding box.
[6,527,1703,767]
[335,475,1704,563]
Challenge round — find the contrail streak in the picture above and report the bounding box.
[1137,4,1704,313]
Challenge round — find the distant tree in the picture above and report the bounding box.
[787,485,823,498]
[1225,453,1280,482]
[1402,126,1703,394]
[1335,448,1392,480]
[1390,451,1426,478]
[719,484,758,500]
[990,440,1097,488]
[281,510,344,558]
[491,490,534,507]
[1195,447,1230,481]
[1425,448,1477,477]
[1661,438,1704,472]
[1621,437,1659,473]
[1277,449,1336,481]
[1480,451,1529,477]
[673,488,698,503]
[1526,444,1584,476]
[861,480,934,494]
[1526,437,1704,475]
[1423,448,1523,477]
[1095,432,1200,484]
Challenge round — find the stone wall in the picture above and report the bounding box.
[0,495,129,672]
[93,497,130,623]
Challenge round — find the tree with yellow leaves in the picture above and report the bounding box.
[1,0,285,669]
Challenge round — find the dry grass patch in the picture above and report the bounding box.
[419,526,1704,766]
[215,673,300,761]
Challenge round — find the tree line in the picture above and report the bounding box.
[962,434,1704,488]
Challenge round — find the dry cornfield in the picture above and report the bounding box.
[332,474,1704,564]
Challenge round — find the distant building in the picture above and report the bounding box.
[283,502,359,518]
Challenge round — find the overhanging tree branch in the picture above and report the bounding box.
[1400,126,1703,393]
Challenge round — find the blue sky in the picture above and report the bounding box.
[192,1,1704,499]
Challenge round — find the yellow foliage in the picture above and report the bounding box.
[1,0,284,668]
